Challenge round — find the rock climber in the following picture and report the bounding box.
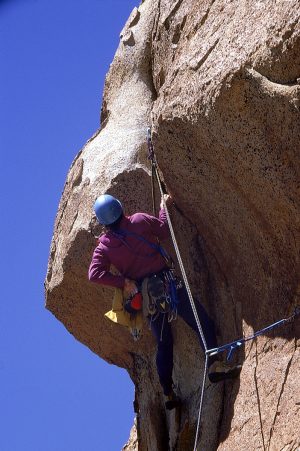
[88,193,241,409]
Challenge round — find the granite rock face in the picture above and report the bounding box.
[45,1,300,449]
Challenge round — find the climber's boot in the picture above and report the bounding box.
[165,389,181,410]
[208,361,242,383]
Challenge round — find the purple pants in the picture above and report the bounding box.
[149,286,218,395]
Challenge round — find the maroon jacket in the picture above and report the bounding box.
[88,209,170,289]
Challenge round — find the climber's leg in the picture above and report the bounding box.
[176,286,242,382]
[149,313,174,396]
[176,286,218,355]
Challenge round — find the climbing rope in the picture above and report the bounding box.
[147,128,208,350]
[147,127,207,450]
[146,127,300,451]
[206,306,300,361]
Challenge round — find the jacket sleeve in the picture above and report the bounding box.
[88,245,125,289]
[142,208,170,241]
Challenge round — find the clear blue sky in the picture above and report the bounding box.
[0,1,138,450]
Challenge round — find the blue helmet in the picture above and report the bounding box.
[93,194,123,225]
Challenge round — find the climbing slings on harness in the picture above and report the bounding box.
[147,269,181,321]
[147,274,167,311]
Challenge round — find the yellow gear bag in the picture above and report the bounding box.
[104,288,143,339]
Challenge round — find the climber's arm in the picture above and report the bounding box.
[88,245,125,289]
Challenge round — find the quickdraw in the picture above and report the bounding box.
[206,306,300,361]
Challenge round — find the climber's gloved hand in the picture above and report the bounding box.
[160,194,172,210]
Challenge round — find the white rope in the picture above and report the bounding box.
[152,164,208,450]
[193,355,209,451]
[154,166,208,351]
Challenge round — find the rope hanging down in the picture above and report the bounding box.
[146,127,300,451]
[147,127,208,451]
[146,127,208,351]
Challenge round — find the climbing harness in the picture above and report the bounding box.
[146,126,300,451]
[146,270,181,321]
[206,306,300,361]
[112,229,180,321]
